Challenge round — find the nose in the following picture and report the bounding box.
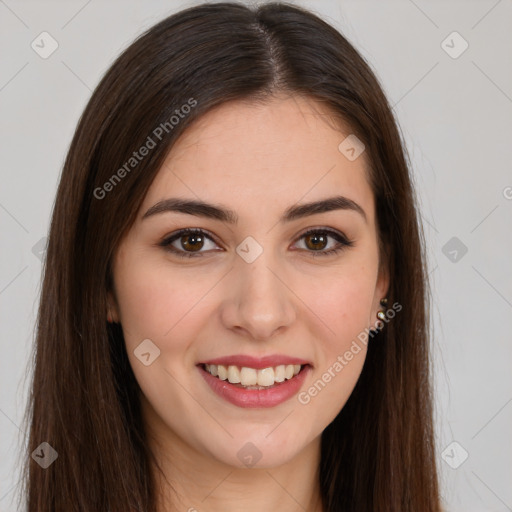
[220,251,297,341]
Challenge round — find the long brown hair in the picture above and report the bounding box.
[20,2,441,510]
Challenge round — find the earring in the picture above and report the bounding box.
[376,297,388,322]
[369,297,388,335]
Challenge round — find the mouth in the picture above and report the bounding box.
[196,357,312,408]
[200,362,308,390]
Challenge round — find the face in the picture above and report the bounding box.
[108,94,388,469]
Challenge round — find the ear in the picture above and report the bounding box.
[107,289,120,323]
[372,247,390,320]
[374,265,390,310]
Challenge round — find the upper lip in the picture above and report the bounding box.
[199,354,312,369]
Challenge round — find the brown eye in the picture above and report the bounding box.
[160,227,354,259]
[303,232,329,251]
[294,228,354,257]
[159,228,220,258]
[180,232,205,252]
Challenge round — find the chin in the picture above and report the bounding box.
[201,428,311,470]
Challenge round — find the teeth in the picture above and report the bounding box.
[257,367,274,386]
[240,367,257,386]
[217,365,227,380]
[274,365,285,382]
[204,363,304,387]
[227,365,241,384]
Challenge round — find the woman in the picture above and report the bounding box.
[21,2,442,510]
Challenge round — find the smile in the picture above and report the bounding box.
[197,356,312,408]
[203,363,303,389]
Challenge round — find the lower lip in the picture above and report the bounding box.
[198,364,311,408]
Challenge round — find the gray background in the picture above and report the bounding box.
[1,0,511,510]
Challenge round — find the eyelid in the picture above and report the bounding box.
[295,225,349,241]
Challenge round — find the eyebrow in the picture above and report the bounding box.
[142,195,367,224]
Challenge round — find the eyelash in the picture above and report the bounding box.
[158,227,354,259]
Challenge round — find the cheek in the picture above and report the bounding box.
[292,265,375,420]
[113,256,219,383]
[113,260,207,414]
[114,256,198,343]
[115,270,173,341]
[320,284,371,332]
[298,262,376,344]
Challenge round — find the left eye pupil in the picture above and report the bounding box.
[305,233,327,251]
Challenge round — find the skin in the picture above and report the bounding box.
[108,93,389,512]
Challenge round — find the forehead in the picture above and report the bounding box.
[140,94,375,224]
